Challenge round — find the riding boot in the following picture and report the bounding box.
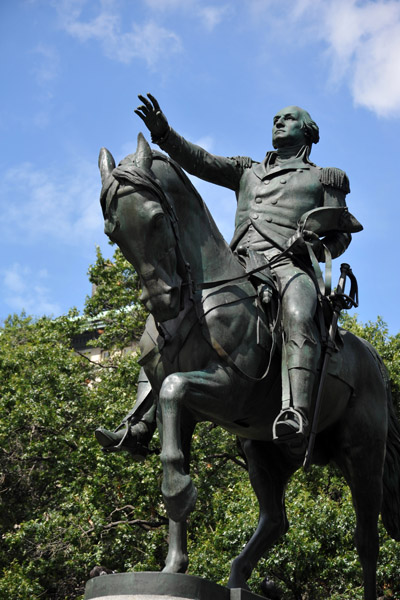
[288,366,315,431]
[95,402,156,461]
[273,367,316,445]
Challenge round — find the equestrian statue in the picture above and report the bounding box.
[95,94,400,600]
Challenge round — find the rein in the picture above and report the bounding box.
[190,238,330,297]
[191,246,291,292]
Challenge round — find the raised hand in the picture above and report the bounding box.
[134,93,169,141]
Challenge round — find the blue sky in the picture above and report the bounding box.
[1,0,400,333]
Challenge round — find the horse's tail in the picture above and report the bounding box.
[379,358,400,540]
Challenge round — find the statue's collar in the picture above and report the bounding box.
[267,144,313,166]
[253,145,315,180]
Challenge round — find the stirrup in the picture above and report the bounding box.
[272,408,307,443]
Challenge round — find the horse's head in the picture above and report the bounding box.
[98,134,183,322]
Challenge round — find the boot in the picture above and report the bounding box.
[95,420,153,461]
[273,368,315,444]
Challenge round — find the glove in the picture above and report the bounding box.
[134,93,169,143]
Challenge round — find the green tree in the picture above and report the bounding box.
[0,310,169,599]
[83,245,147,349]
[1,248,399,599]
[0,249,163,599]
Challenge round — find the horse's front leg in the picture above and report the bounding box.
[162,519,188,574]
[160,411,194,574]
[158,364,231,522]
[158,373,197,522]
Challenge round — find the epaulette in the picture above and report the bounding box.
[229,156,253,169]
[320,167,350,194]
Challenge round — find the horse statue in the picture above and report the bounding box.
[97,133,400,600]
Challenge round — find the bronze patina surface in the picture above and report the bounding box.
[94,96,400,600]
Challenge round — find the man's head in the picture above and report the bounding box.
[272,106,319,149]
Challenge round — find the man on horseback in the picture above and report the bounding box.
[134,94,353,446]
[96,94,354,454]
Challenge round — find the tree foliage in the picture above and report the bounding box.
[83,245,147,349]
[0,249,399,599]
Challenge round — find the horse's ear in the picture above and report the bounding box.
[98,147,116,184]
[135,132,152,171]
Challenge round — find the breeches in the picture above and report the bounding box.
[270,256,321,371]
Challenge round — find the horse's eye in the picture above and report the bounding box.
[153,213,165,228]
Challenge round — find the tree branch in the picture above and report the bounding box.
[205,452,247,470]
[75,350,118,369]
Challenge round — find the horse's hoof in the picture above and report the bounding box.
[162,551,188,574]
[226,578,250,591]
[162,477,197,522]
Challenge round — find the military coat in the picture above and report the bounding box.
[158,128,351,259]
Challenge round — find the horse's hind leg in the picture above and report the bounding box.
[334,410,386,600]
[228,440,296,591]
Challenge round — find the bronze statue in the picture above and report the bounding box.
[95,95,400,600]
[134,96,355,451]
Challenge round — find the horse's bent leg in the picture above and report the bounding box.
[228,441,296,590]
[158,364,232,522]
[158,374,196,522]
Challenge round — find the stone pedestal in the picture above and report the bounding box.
[84,572,266,600]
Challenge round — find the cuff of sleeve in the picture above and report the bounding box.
[151,127,171,145]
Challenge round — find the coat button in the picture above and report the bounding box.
[280,179,286,184]
[270,199,277,205]
[266,216,272,222]
[255,197,262,204]
[251,213,259,219]
[264,180,270,185]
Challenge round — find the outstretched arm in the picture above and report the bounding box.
[134,93,244,191]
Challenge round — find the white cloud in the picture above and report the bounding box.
[31,44,60,84]
[194,135,214,152]
[198,6,229,31]
[54,0,182,67]
[4,267,27,295]
[144,0,231,31]
[29,44,60,128]
[144,0,186,9]
[1,160,103,247]
[249,0,400,117]
[2,263,61,316]
[322,0,400,116]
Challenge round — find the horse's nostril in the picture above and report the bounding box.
[104,219,119,236]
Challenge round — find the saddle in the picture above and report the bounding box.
[237,206,361,344]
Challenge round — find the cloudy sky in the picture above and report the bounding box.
[1,0,400,332]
